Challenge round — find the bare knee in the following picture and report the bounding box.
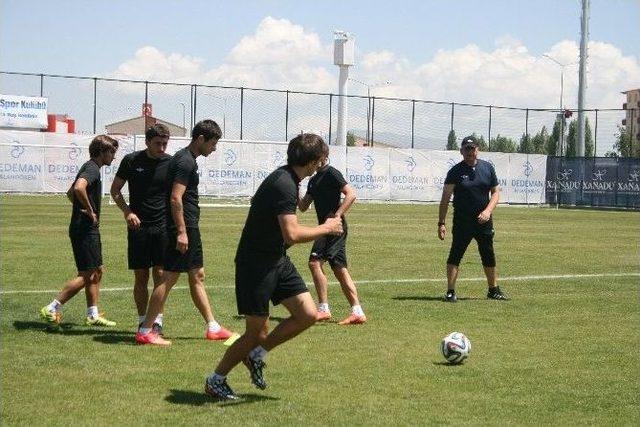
[188,268,205,287]
[308,259,322,272]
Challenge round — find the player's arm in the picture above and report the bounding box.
[297,193,313,212]
[334,184,356,218]
[66,185,75,203]
[478,186,500,224]
[73,178,98,225]
[278,213,342,247]
[438,184,455,240]
[110,176,141,229]
[170,182,188,254]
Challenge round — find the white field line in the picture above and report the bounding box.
[1,272,638,295]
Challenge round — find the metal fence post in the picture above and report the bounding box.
[450,102,454,131]
[328,94,333,144]
[40,74,44,97]
[193,85,198,128]
[488,105,493,150]
[370,97,376,147]
[240,87,244,140]
[525,108,529,138]
[285,90,289,141]
[594,109,598,156]
[93,78,97,134]
[411,99,415,149]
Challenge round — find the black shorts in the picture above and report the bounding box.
[127,224,168,270]
[447,218,496,267]
[69,232,102,272]
[164,227,203,272]
[235,254,308,316]
[309,230,348,268]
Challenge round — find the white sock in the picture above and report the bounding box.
[155,313,164,326]
[352,305,365,316]
[138,315,145,325]
[249,346,268,362]
[87,306,99,318]
[318,303,330,312]
[139,327,152,335]
[207,320,221,333]
[47,299,62,312]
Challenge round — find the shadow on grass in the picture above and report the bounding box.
[393,296,482,302]
[432,361,466,367]
[233,315,285,323]
[166,389,279,406]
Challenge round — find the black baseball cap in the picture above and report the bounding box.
[460,135,479,148]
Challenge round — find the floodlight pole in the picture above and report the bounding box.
[544,54,577,155]
[333,31,354,146]
[577,0,590,156]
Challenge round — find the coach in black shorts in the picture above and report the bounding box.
[438,135,509,302]
[205,133,343,400]
[136,120,232,346]
[298,160,366,325]
[40,135,119,327]
[111,123,171,331]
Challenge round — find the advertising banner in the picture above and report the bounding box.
[0,94,48,129]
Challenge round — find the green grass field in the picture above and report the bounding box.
[1,195,638,426]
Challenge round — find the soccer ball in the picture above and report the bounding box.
[441,332,471,364]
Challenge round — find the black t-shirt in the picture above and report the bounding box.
[166,147,200,229]
[236,166,300,260]
[445,159,499,219]
[306,165,348,230]
[69,159,101,235]
[115,150,171,226]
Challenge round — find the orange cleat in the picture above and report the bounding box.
[338,313,367,325]
[135,330,172,346]
[206,327,233,341]
[316,311,332,321]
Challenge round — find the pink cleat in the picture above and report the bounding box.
[206,327,233,341]
[338,313,367,325]
[135,331,172,346]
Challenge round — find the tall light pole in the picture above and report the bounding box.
[543,54,578,155]
[179,102,186,136]
[348,78,391,146]
[334,30,354,146]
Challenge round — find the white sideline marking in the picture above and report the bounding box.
[1,272,638,295]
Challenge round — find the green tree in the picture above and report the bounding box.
[446,129,458,150]
[585,117,594,157]
[565,120,578,157]
[532,126,549,154]
[489,134,517,153]
[610,124,635,157]
[474,133,489,151]
[546,119,561,156]
[518,133,534,153]
[346,131,356,147]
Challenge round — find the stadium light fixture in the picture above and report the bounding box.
[543,54,578,155]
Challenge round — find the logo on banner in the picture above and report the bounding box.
[557,169,572,180]
[363,155,375,171]
[405,156,416,172]
[592,169,607,181]
[224,149,237,166]
[629,171,639,182]
[68,143,82,160]
[10,142,25,159]
[523,161,533,177]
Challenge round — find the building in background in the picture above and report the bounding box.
[105,103,186,136]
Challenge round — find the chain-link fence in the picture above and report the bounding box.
[1,71,636,156]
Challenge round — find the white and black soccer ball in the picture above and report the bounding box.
[441,332,471,364]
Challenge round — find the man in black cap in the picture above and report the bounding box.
[437,135,509,302]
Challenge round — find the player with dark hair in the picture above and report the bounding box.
[438,135,509,302]
[298,155,366,325]
[135,120,233,345]
[40,135,120,326]
[110,123,171,333]
[204,133,343,400]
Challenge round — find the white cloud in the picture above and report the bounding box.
[110,46,204,82]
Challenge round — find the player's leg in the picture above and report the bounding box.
[84,266,116,326]
[309,258,331,320]
[187,267,232,340]
[135,270,179,345]
[445,225,474,302]
[133,269,150,318]
[40,275,85,324]
[206,315,269,400]
[332,265,367,325]
[476,233,508,300]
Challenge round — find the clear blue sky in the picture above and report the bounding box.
[1,0,637,77]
